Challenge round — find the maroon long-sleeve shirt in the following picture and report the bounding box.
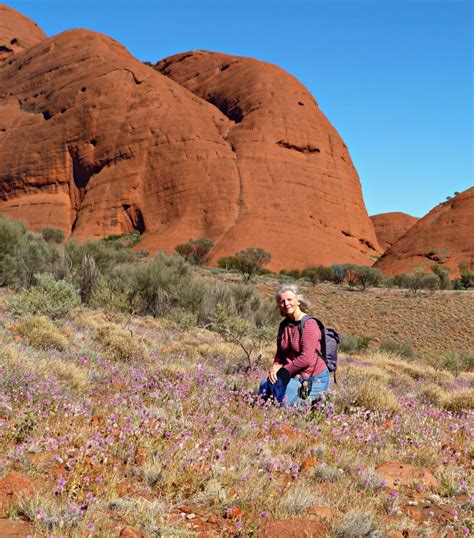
[274,318,326,378]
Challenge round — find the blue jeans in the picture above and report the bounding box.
[259,368,330,406]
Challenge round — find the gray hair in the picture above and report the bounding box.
[275,283,311,313]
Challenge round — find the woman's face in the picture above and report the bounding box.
[278,290,300,317]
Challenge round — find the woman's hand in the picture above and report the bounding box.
[268,364,282,384]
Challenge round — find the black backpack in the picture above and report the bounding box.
[278,315,340,383]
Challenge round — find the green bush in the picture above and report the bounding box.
[41,227,65,244]
[279,268,303,280]
[345,265,383,291]
[339,334,373,354]
[130,252,203,316]
[301,265,334,285]
[175,237,214,265]
[330,264,348,284]
[9,273,80,319]
[405,272,440,295]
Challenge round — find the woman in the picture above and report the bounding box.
[259,284,330,405]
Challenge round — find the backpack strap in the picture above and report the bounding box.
[298,315,338,384]
[296,315,325,378]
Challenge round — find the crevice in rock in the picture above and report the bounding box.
[207,95,244,123]
[359,238,378,251]
[277,140,320,154]
[0,45,12,53]
[123,204,146,233]
[341,230,353,237]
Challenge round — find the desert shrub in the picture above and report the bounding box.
[9,273,80,319]
[391,273,410,288]
[419,383,445,406]
[334,510,381,537]
[339,334,373,354]
[130,252,203,316]
[311,463,340,483]
[0,216,28,286]
[94,325,147,362]
[41,227,65,244]
[15,315,68,350]
[457,261,474,289]
[431,264,451,289]
[331,264,348,284]
[175,237,214,265]
[279,268,302,280]
[78,255,100,304]
[52,248,73,281]
[379,338,414,359]
[65,238,136,276]
[89,274,130,313]
[346,265,383,291]
[217,256,237,271]
[442,389,474,413]
[232,247,272,281]
[278,482,318,515]
[301,265,334,285]
[405,272,440,295]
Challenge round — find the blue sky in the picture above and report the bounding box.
[8,0,473,217]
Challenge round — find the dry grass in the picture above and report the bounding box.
[14,315,68,350]
[94,324,148,362]
[0,283,472,537]
[442,388,474,412]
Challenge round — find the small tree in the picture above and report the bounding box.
[431,264,451,290]
[233,248,272,281]
[405,272,440,295]
[175,237,214,266]
[350,266,383,291]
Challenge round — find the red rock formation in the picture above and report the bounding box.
[0,23,241,248]
[155,51,381,268]
[0,6,381,269]
[0,4,46,61]
[370,211,418,251]
[374,188,474,277]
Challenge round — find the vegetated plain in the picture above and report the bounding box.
[256,279,474,359]
[0,270,473,537]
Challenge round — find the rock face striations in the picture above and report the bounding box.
[370,212,418,252]
[155,51,380,267]
[0,5,381,269]
[374,188,474,277]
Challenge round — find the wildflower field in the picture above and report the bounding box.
[0,281,472,538]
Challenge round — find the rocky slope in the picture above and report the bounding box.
[374,188,474,277]
[370,211,418,251]
[0,6,381,269]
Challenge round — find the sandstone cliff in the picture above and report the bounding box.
[374,188,474,277]
[370,212,418,251]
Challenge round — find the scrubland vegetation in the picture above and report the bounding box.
[0,216,473,536]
